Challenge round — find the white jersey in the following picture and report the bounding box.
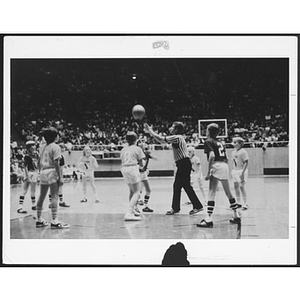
[231,148,249,170]
[190,155,202,174]
[190,155,204,181]
[39,143,61,170]
[121,144,145,167]
[78,155,98,172]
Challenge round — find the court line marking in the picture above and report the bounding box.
[119,226,150,229]
[241,235,259,237]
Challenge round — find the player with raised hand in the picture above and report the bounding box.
[231,137,249,210]
[197,123,241,228]
[17,140,39,214]
[77,146,99,203]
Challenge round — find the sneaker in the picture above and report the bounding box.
[124,213,142,221]
[51,222,70,229]
[196,219,213,228]
[229,217,241,224]
[59,202,70,207]
[230,203,242,210]
[242,204,249,210]
[142,206,153,213]
[95,199,100,203]
[17,208,27,214]
[134,207,141,216]
[80,198,88,203]
[138,200,144,205]
[189,207,203,215]
[32,206,37,210]
[166,209,180,215]
[36,220,49,228]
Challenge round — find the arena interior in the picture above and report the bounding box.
[9,58,290,244]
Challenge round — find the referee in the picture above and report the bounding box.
[144,121,203,215]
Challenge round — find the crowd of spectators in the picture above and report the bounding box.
[11,58,289,166]
[10,142,84,184]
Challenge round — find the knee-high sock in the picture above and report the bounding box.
[229,198,239,218]
[144,195,150,206]
[37,206,43,221]
[207,200,215,216]
[18,196,25,207]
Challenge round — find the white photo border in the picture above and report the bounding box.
[3,35,298,265]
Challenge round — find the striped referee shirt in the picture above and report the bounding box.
[165,135,188,162]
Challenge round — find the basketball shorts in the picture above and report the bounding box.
[82,170,95,178]
[210,162,229,180]
[39,168,59,185]
[27,171,38,183]
[121,165,141,184]
[232,169,248,183]
[140,169,149,181]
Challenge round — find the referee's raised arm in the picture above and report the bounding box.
[144,123,166,144]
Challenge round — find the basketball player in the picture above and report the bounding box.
[120,131,145,221]
[49,143,70,208]
[197,123,241,228]
[36,127,69,229]
[137,140,157,212]
[231,137,249,210]
[187,146,206,205]
[144,122,203,215]
[77,146,99,203]
[17,141,39,214]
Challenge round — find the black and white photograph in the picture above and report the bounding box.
[3,35,297,265]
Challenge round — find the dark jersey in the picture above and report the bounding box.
[24,152,39,171]
[59,155,65,167]
[204,138,227,162]
[140,152,152,173]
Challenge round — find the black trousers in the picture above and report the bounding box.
[172,157,203,211]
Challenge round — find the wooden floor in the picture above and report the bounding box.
[9,176,289,240]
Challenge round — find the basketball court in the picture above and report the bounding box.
[9,175,289,240]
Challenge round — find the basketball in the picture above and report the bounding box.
[132,104,145,120]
